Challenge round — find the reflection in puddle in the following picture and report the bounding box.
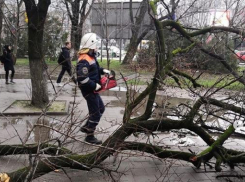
[2,118,24,129]
[0,116,74,143]
[34,118,51,142]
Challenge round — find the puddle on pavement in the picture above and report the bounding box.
[0,117,68,143]
[33,118,51,142]
[1,118,25,128]
[100,89,192,119]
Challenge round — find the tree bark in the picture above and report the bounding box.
[70,21,82,53]
[0,143,72,156]
[122,39,138,64]
[24,0,50,108]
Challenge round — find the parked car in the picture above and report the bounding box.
[235,50,245,61]
[97,46,124,57]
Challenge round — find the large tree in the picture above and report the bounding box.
[122,0,152,64]
[64,0,94,54]
[23,0,50,108]
[2,0,245,181]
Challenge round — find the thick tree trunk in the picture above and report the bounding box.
[28,23,49,108]
[29,59,49,107]
[24,0,50,108]
[0,143,72,156]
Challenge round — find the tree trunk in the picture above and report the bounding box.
[70,22,82,59]
[122,39,138,64]
[122,0,149,64]
[64,0,91,58]
[29,58,49,107]
[24,0,50,108]
[0,0,4,46]
[28,18,49,108]
[70,23,77,51]
[74,27,82,52]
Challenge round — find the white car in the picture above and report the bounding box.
[97,46,124,57]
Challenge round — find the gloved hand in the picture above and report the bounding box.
[95,83,101,91]
[103,69,110,75]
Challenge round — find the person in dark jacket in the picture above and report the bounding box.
[77,33,111,144]
[0,45,15,84]
[56,41,76,86]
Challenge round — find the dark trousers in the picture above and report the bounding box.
[84,93,105,131]
[5,69,15,81]
[57,66,76,83]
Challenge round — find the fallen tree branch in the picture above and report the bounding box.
[0,143,72,156]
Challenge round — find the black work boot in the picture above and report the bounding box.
[5,80,9,84]
[85,135,102,145]
[10,79,15,84]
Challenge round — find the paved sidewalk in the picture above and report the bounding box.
[0,79,244,182]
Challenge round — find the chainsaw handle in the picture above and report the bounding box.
[104,70,115,78]
[104,73,109,78]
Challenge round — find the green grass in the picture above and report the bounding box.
[16,58,147,73]
[16,58,122,68]
[164,75,245,90]
[12,100,66,112]
[97,59,122,70]
[16,58,58,65]
[16,58,29,65]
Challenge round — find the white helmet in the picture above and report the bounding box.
[80,33,98,49]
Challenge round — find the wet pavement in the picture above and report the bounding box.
[0,79,245,182]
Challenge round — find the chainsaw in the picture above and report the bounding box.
[95,72,140,93]
[95,70,117,93]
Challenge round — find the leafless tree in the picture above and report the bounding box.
[0,0,25,58]
[122,0,153,64]
[63,0,94,54]
[1,0,245,181]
